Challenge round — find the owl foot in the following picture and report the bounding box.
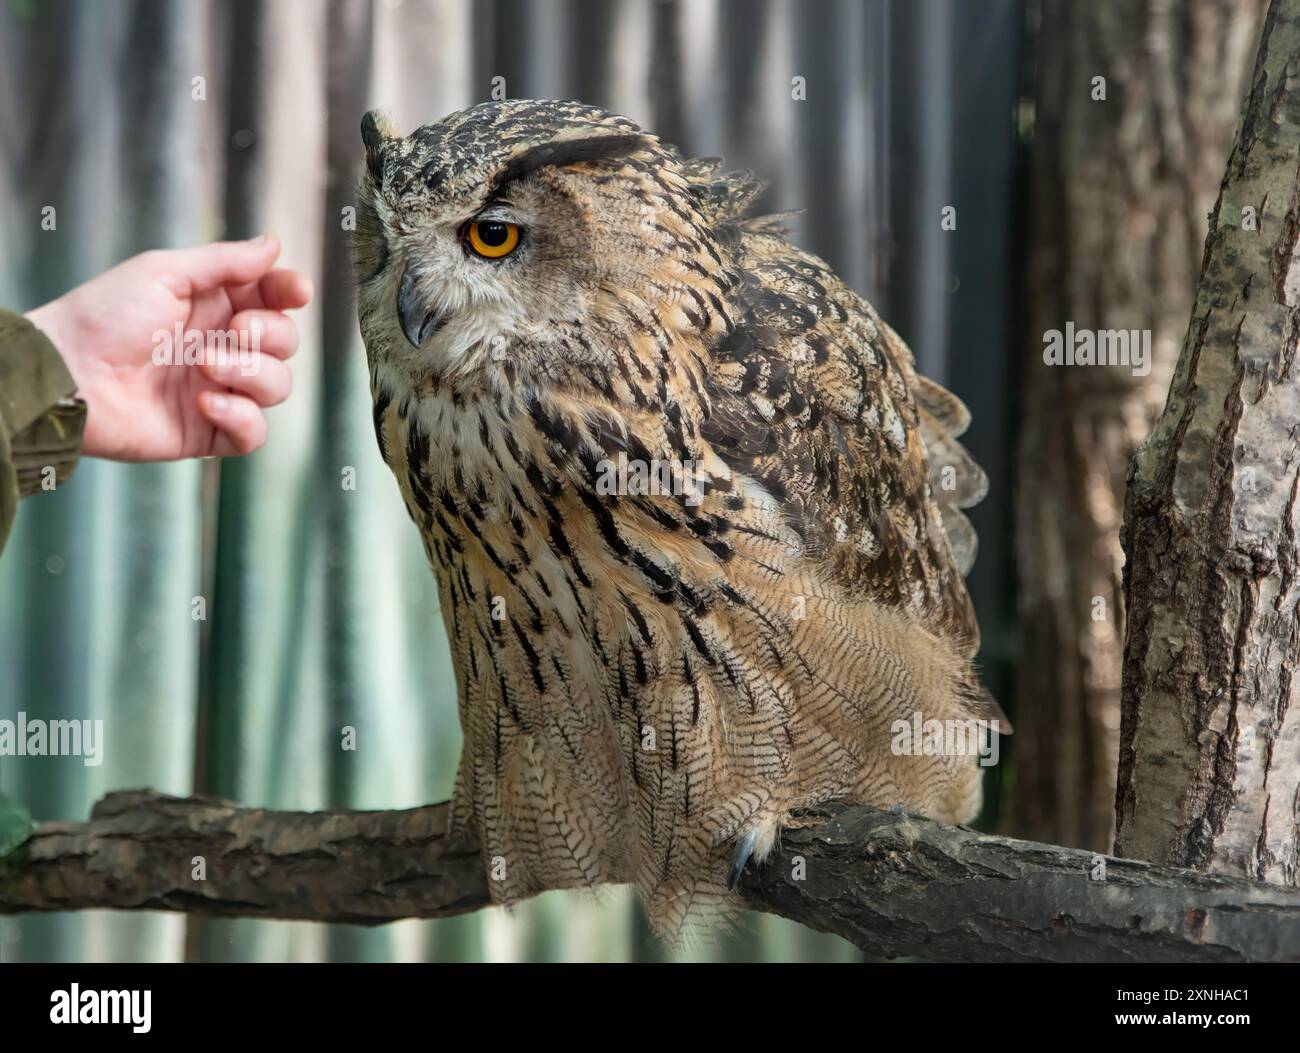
[726,829,758,889]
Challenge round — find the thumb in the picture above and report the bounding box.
[159,236,282,297]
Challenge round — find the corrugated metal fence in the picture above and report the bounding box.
[0,0,1020,962]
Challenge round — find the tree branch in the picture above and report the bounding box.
[2,791,1298,961]
[0,791,488,924]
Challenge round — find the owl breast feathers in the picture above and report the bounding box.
[354,99,1004,938]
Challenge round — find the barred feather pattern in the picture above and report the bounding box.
[354,100,999,939]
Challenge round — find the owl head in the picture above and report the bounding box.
[354,100,734,418]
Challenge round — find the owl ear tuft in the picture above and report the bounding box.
[361,110,395,184]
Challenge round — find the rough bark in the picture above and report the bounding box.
[1118,0,1300,886]
[1015,0,1265,853]
[0,791,487,924]
[3,791,1299,962]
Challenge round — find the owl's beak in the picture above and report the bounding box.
[396,266,445,349]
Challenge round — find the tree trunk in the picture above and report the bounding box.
[1014,0,1264,852]
[1118,0,1300,886]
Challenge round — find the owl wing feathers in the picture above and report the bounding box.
[914,372,972,436]
[911,374,986,574]
[701,231,982,648]
[684,161,996,733]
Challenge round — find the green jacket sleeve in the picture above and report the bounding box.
[0,309,87,556]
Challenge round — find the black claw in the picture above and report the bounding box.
[727,830,758,889]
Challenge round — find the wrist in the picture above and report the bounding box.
[25,300,81,396]
[24,300,106,459]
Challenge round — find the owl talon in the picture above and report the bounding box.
[727,829,758,889]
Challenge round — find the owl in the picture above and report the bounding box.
[354,100,1003,938]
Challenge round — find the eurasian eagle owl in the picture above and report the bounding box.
[354,100,1002,937]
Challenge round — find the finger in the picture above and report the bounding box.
[162,236,281,298]
[261,269,313,310]
[198,391,268,456]
[229,268,314,313]
[198,355,293,408]
[227,310,300,360]
[187,286,237,334]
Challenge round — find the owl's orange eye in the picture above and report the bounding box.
[467,219,520,259]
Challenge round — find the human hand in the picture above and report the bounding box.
[25,237,312,461]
